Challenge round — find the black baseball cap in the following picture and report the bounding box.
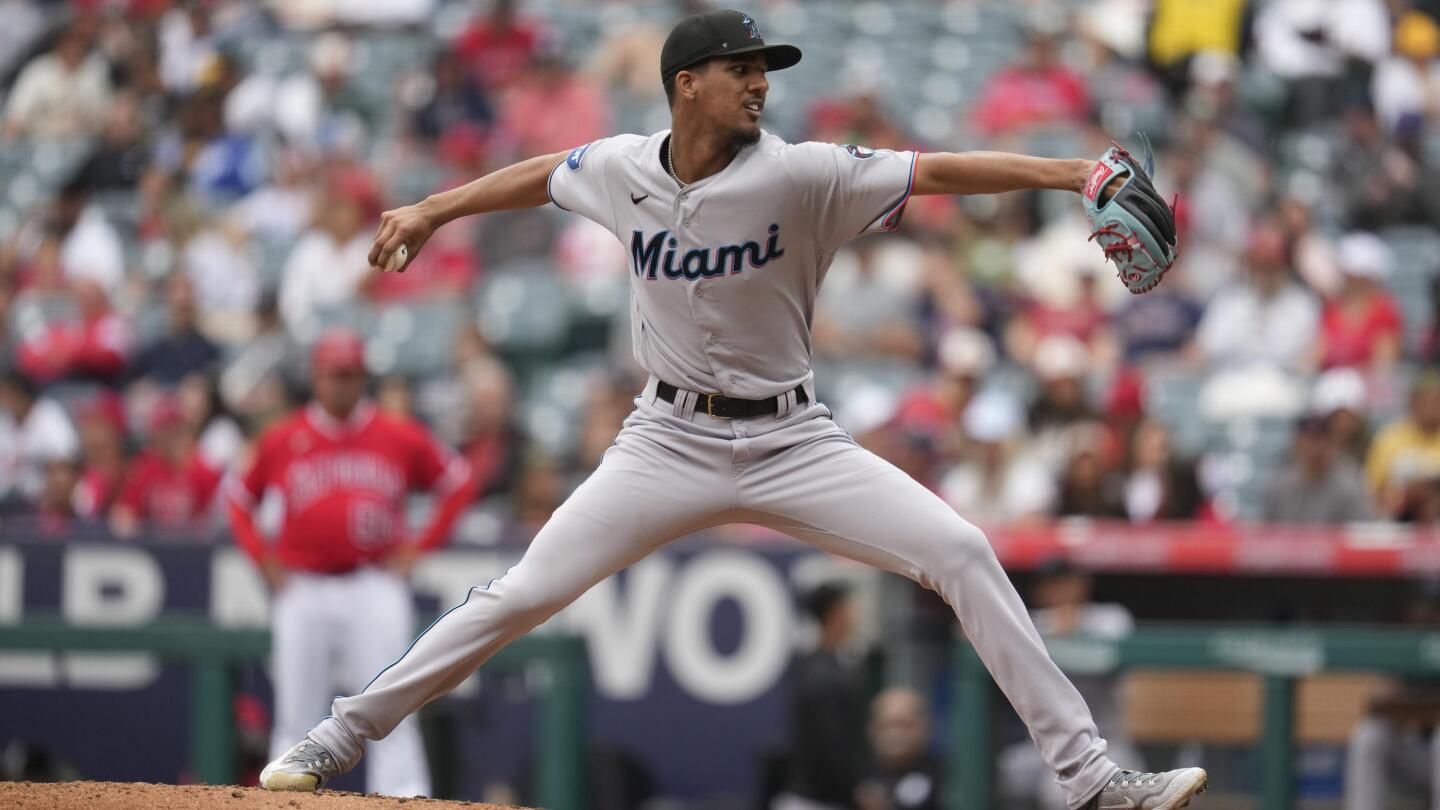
[801,581,851,622]
[661,9,802,83]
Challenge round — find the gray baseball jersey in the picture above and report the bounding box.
[305,132,1121,807]
[547,130,916,398]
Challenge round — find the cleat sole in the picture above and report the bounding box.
[260,771,321,792]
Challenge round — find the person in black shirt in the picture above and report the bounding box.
[129,273,220,387]
[775,582,868,810]
[73,90,152,192]
[856,688,944,810]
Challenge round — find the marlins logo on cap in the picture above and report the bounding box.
[741,14,760,39]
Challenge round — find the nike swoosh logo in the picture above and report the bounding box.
[631,193,648,204]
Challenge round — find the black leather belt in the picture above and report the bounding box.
[657,381,808,419]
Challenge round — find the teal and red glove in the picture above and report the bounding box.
[1081,142,1178,294]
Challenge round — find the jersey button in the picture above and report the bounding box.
[709,333,720,344]
[678,193,688,202]
[682,218,691,226]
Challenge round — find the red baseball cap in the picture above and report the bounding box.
[79,390,127,433]
[311,328,367,373]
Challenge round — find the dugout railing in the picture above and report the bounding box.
[952,626,1440,810]
[0,618,588,810]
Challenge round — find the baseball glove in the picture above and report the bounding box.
[1081,140,1178,294]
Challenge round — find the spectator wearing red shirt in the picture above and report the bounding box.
[807,92,909,151]
[225,328,476,797]
[499,45,610,157]
[1317,232,1402,371]
[74,393,127,519]
[110,396,221,538]
[17,278,132,384]
[971,29,1090,137]
[453,0,544,90]
[892,328,996,459]
[1006,268,1116,373]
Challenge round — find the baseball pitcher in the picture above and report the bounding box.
[262,11,1190,810]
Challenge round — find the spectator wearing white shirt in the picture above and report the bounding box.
[278,170,377,332]
[266,0,434,30]
[1197,223,1320,374]
[55,180,127,297]
[940,389,1056,523]
[1255,0,1390,124]
[1372,11,1440,137]
[0,373,80,509]
[2,24,112,140]
[1255,0,1390,77]
[226,33,372,156]
[158,3,221,94]
[170,206,262,343]
[230,152,315,244]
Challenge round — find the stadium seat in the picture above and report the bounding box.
[475,263,573,356]
[1381,226,1440,355]
[381,300,467,376]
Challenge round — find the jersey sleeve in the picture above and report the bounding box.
[406,421,477,551]
[224,432,278,564]
[784,141,918,250]
[406,422,471,493]
[226,431,275,509]
[546,137,631,232]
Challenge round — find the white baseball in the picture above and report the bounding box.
[386,243,408,272]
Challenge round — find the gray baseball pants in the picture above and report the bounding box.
[309,376,1120,808]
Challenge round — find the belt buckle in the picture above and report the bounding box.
[705,394,728,419]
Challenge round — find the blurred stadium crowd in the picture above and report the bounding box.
[4,0,1440,541]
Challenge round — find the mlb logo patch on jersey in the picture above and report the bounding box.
[843,144,876,160]
[566,142,592,171]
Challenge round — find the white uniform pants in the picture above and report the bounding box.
[1344,716,1439,810]
[1002,736,1143,810]
[310,378,1118,809]
[271,566,430,797]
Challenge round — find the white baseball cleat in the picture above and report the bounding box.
[1089,767,1209,810]
[259,738,342,792]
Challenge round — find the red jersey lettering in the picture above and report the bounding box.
[226,402,476,573]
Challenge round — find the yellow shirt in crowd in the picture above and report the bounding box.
[1364,420,1440,496]
[1148,0,1248,68]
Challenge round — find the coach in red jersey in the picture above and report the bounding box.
[226,327,476,797]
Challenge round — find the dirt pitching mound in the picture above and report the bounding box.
[0,781,529,810]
